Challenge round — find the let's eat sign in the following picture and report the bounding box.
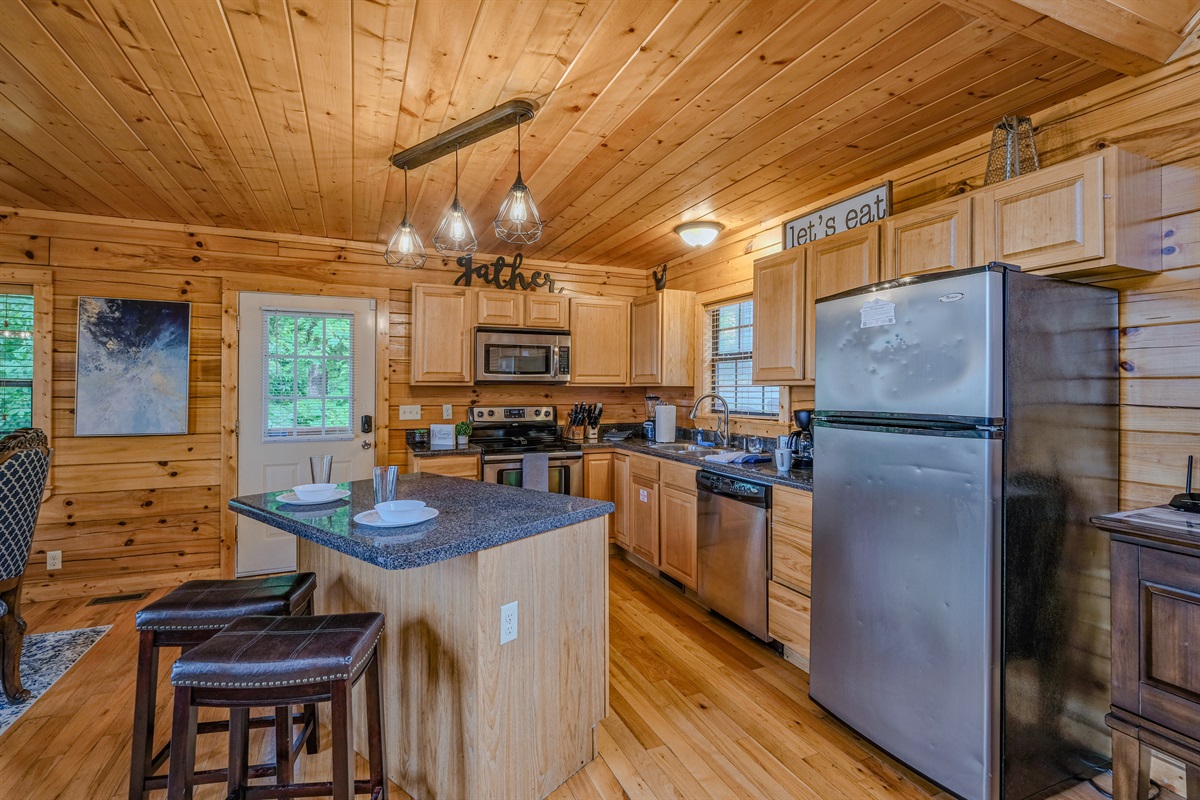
[782,182,891,250]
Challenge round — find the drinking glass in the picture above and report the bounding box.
[310,454,333,483]
[747,437,762,454]
[373,465,398,504]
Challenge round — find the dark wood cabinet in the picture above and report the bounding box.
[1093,509,1200,800]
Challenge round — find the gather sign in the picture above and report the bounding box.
[782,182,892,250]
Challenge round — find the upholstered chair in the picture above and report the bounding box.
[0,427,52,703]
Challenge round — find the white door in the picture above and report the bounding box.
[237,293,377,575]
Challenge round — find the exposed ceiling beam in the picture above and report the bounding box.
[940,0,1192,75]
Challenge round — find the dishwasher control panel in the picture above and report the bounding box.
[696,471,771,504]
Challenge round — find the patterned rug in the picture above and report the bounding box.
[0,625,110,736]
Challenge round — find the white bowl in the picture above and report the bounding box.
[374,500,427,522]
[292,483,337,501]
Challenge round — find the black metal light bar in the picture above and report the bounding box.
[389,99,538,171]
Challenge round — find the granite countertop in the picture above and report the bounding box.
[229,474,614,570]
[406,435,813,491]
[407,441,483,458]
[1091,505,1200,549]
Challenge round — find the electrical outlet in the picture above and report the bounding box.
[442,404,453,420]
[500,601,518,644]
[398,405,421,421]
[47,550,62,571]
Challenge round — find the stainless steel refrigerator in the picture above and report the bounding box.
[809,264,1118,800]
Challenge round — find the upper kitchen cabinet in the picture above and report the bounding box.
[974,146,1161,277]
[809,224,881,300]
[475,291,569,329]
[525,294,569,329]
[411,284,474,385]
[569,296,631,385]
[883,196,973,280]
[752,249,809,384]
[476,289,524,327]
[630,289,696,386]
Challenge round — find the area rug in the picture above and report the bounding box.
[0,625,110,736]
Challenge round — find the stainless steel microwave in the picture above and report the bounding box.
[474,327,571,383]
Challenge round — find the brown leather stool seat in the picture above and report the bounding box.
[167,613,387,800]
[129,573,320,800]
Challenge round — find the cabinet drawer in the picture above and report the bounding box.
[774,486,812,529]
[659,459,698,493]
[630,454,660,481]
[413,455,479,480]
[768,580,810,663]
[772,521,812,596]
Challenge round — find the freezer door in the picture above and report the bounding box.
[810,422,1002,800]
[815,268,1004,421]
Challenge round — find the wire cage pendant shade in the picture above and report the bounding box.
[432,146,478,257]
[385,168,427,269]
[495,120,543,244]
[984,115,1039,185]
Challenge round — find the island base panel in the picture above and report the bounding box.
[299,517,608,800]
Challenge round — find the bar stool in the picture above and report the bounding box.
[166,612,387,800]
[129,574,321,799]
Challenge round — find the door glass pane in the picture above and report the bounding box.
[262,309,355,441]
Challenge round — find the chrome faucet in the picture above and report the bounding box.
[689,393,730,447]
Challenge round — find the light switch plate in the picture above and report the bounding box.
[442,404,453,419]
[398,405,421,420]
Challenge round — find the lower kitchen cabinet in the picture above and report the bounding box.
[583,452,615,539]
[412,455,480,480]
[768,580,811,669]
[613,453,630,548]
[770,484,813,668]
[659,486,698,589]
[629,474,659,564]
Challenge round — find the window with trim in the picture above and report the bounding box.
[0,290,35,434]
[263,309,355,441]
[706,298,780,418]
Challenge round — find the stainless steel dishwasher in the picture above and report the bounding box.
[696,471,772,640]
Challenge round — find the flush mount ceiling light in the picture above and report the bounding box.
[432,145,477,257]
[384,167,427,269]
[494,117,543,244]
[674,221,724,247]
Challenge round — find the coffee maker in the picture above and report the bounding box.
[786,409,814,470]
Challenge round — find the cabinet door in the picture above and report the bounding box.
[525,294,568,329]
[809,224,881,300]
[752,249,807,384]
[583,452,614,539]
[569,297,630,384]
[659,485,697,589]
[476,290,523,326]
[629,475,659,565]
[883,197,972,280]
[772,521,812,596]
[979,153,1104,270]
[630,294,662,385]
[768,580,811,667]
[613,453,630,548]
[411,284,473,384]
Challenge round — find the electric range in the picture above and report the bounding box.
[468,406,583,495]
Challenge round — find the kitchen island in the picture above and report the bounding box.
[230,474,613,800]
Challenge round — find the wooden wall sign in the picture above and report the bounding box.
[453,253,561,293]
[782,182,892,250]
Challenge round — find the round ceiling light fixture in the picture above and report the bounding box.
[674,220,724,247]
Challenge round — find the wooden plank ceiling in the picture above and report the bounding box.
[1,0,1197,270]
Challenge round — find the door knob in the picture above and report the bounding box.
[361,441,373,450]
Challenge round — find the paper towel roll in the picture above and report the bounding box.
[654,404,676,443]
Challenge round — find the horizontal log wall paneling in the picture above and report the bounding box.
[0,207,651,599]
[666,56,1200,512]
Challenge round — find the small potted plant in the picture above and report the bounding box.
[455,420,472,446]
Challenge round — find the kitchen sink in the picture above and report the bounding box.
[647,443,739,457]
[647,443,692,452]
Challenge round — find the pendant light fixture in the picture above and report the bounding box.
[494,117,543,244]
[432,145,477,256]
[384,167,427,269]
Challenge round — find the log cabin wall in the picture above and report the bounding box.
[0,213,652,600]
[666,55,1200,512]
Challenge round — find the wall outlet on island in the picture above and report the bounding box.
[500,601,518,644]
[442,404,453,420]
[47,550,62,571]
[398,405,421,420]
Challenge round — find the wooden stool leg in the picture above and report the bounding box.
[0,604,29,702]
[330,678,355,800]
[1111,729,1151,800]
[166,686,198,800]
[365,654,386,798]
[299,597,321,756]
[128,631,159,800]
[273,705,293,784]
[228,707,251,798]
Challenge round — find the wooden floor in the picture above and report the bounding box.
[0,557,1115,800]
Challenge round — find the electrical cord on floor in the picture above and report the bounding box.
[1086,769,1162,799]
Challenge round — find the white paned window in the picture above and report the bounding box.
[262,309,355,441]
[0,291,35,433]
[707,298,779,418]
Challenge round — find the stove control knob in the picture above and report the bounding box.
[533,409,541,416]
[487,410,495,417]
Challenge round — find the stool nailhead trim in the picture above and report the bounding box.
[173,631,383,689]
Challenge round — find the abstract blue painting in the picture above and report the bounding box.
[75,297,191,436]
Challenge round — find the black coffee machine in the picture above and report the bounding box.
[787,409,814,470]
